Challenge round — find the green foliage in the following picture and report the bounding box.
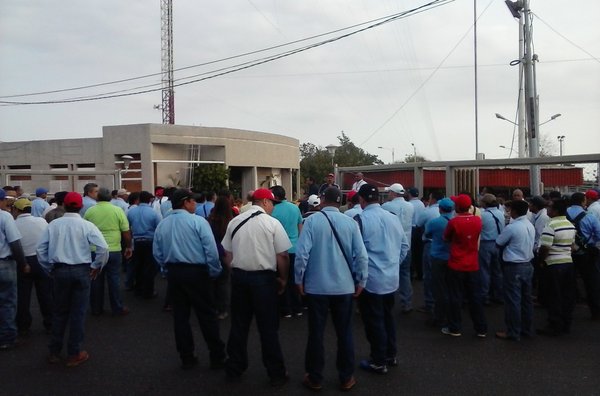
[300,132,383,184]
[192,164,229,193]
[402,154,430,163]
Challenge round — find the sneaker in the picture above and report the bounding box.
[385,357,398,367]
[302,373,323,391]
[66,351,89,367]
[441,327,462,337]
[359,359,388,374]
[294,311,303,317]
[476,332,487,338]
[340,376,356,392]
[282,313,292,319]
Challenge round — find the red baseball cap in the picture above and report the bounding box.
[586,189,599,200]
[346,190,357,200]
[252,188,277,201]
[451,194,472,211]
[64,192,83,209]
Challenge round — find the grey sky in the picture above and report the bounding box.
[1,0,598,165]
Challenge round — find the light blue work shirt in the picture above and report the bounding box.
[295,206,368,295]
[160,200,173,218]
[382,197,414,240]
[271,199,303,253]
[31,197,50,218]
[153,209,221,278]
[567,205,600,246]
[424,212,454,260]
[0,210,22,258]
[36,213,108,270]
[356,203,409,294]
[194,202,205,217]
[409,198,425,226]
[110,198,129,213]
[480,207,505,241]
[344,206,363,218]
[416,203,440,240]
[80,196,96,217]
[196,201,214,218]
[495,215,535,263]
[127,203,161,240]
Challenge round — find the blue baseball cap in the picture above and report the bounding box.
[35,187,49,196]
[438,198,455,211]
[0,190,5,200]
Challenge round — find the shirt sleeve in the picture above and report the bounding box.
[153,223,165,266]
[36,227,50,270]
[351,223,369,288]
[2,213,22,244]
[495,224,513,247]
[118,209,130,232]
[197,218,222,278]
[88,224,109,269]
[443,219,454,241]
[539,225,555,248]
[273,221,292,254]
[294,220,312,285]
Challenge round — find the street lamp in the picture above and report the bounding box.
[499,145,518,157]
[325,144,339,168]
[119,155,134,188]
[377,146,395,164]
[540,113,561,126]
[410,143,417,162]
[557,135,565,156]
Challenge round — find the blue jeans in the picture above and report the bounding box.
[398,253,413,309]
[305,294,354,384]
[90,252,124,314]
[49,264,90,356]
[358,290,396,365]
[502,262,533,340]
[422,242,434,310]
[544,263,576,333]
[446,269,487,334]
[479,241,503,302]
[226,269,286,380]
[0,259,17,345]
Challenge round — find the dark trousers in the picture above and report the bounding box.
[573,248,600,317]
[431,258,449,326]
[226,269,286,380]
[502,262,534,339]
[545,263,576,333]
[305,294,354,384]
[213,262,230,314]
[133,240,157,298]
[411,228,424,279]
[17,255,53,333]
[358,290,396,365]
[49,264,90,356]
[279,253,302,315]
[446,269,487,334]
[167,264,225,363]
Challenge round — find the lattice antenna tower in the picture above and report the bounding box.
[160,0,175,124]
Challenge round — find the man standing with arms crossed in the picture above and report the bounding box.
[221,188,291,387]
[295,187,368,391]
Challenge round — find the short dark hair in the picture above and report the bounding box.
[548,190,562,200]
[511,200,529,217]
[530,196,547,211]
[171,189,194,210]
[128,191,141,205]
[97,188,112,202]
[54,191,68,206]
[570,192,585,206]
[139,191,153,204]
[83,183,98,197]
[550,198,568,216]
[430,191,444,202]
[111,189,118,198]
[270,186,286,201]
[322,187,342,205]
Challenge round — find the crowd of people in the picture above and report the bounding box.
[0,176,599,391]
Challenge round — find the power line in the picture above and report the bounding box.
[0,0,451,100]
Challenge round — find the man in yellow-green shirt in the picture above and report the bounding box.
[84,188,132,316]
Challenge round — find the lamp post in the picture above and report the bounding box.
[119,155,134,188]
[557,135,565,156]
[377,146,395,164]
[410,143,417,162]
[499,145,518,157]
[325,144,339,168]
[495,112,562,156]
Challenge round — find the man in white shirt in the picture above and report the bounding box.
[351,173,367,192]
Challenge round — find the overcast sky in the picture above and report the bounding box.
[1,0,599,167]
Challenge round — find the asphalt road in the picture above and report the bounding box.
[3,276,600,396]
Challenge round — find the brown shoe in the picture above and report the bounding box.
[495,331,519,341]
[340,376,356,391]
[302,373,322,391]
[114,307,130,316]
[66,350,89,367]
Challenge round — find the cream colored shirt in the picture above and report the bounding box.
[222,206,292,271]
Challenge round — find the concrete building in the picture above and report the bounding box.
[0,124,300,198]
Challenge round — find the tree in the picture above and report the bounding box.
[191,164,229,193]
[402,154,430,163]
[300,132,382,185]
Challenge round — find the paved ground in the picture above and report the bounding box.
[3,276,600,395]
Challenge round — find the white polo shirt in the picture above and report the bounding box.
[222,206,291,271]
[15,214,48,257]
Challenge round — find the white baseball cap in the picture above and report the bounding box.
[307,194,321,207]
[384,183,405,194]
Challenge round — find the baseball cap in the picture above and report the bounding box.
[64,192,83,209]
[171,189,195,204]
[585,189,599,200]
[438,198,455,211]
[307,194,321,207]
[252,188,277,201]
[384,183,405,194]
[358,184,379,202]
[407,187,419,197]
[451,194,472,211]
[117,188,129,196]
[322,187,342,204]
[480,193,497,206]
[0,190,6,200]
[346,190,357,200]
[35,187,48,196]
[14,198,32,211]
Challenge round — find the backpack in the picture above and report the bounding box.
[567,211,591,255]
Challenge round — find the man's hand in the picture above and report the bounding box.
[90,268,101,280]
[21,263,31,274]
[353,285,364,298]
[123,247,133,260]
[276,277,287,295]
[296,284,305,296]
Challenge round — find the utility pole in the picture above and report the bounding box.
[160,0,175,124]
[517,13,527,158]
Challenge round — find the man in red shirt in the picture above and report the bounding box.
[442,194,487,337]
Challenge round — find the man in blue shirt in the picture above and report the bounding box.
[567,192,600,320]
[355,184,409,375]
[408,187,425,281]
[495,200,535,341]
[31,187,50,218]
[127,191,162,299]
[382,183,414,313]
[153,188,225,370]
[479,194,506,305]
[37,192,108,366]
[424,198,454,327]
[295,187,368,392]
[79,183,98,217]
[270,186,304,318]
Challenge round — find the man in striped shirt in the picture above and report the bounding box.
[537,198,576,336]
